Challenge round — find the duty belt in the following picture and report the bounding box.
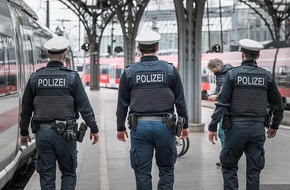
[39,120,55,124]
[231,116,265,122]
[39,123,55,129]
[137,116,166,123]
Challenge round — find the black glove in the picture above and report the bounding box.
[63,125,77,141]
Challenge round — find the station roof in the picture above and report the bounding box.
[102,16,232,37]
[202,17,232,32]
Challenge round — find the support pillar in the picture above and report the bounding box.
[174,0,206,132]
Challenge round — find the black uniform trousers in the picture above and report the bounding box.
[220,121,266,190]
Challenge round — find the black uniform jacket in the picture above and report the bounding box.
[116,55,188,132]
[20,61,99,136]
[208,60,284,132]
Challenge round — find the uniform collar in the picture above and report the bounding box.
[140,55,159,61]
[241,60,257,66]
[46,61,64,67]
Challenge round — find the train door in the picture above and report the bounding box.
[100,64,110,87]
[115,65,124,88]
[109,64,116,88]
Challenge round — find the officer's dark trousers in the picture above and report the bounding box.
[130,121,177,190]
[220,121,266,190]
[35,126,78,190]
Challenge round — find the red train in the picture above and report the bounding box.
[82,54,178,88]
[82,48,290,110]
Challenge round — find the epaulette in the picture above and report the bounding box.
[60,66,74,72]
[168,62,173,65]
[227,68,235,88]
[35,67,45,72]
[228,68,234,80]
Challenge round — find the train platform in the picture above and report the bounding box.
[24,88,290,190]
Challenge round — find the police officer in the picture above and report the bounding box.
[116,30,189,190]
[208,39,284,190]
[20,36,99,190]
[207,58,233,166]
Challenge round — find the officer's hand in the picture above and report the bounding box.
[181,128,189,139]
[266,128,277,138]
[208,95,218,102]
[208,131,218,145]
[90,132,99,145]
[117,130,128,142]
[20,135,31,147]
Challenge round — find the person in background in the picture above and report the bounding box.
[116,30,189,190]
[19,36,99,190]
[208,39,284,190]
[207,58,233,166]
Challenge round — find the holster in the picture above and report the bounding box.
[77,122,87,143]
[221,112,232,130]
[176,117,185,137]
[55,120,67,135]
[128,114,137,131]
[166,113,177,135]
[31,118,40,133]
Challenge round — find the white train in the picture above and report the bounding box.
[0,0,72,188]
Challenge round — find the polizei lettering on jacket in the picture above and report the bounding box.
[236,74,267,87]
[37,76,68,88]
[134,72,166,84]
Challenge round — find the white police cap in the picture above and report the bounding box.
[239,39,263,53]
[44,36,69,54]
[135,30,161,45]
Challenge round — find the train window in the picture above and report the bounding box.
[208,72,216,84]
[7,47,17,94]
[202,68,208,75]
[0,49,4,96]
[84,64,90,74]
[278,66,287,76]
[201,75,209,83]
[0,49,3,65]
[277,66,288,87]
[100,65,109,74]
[35,47,48,69]
[27,36,34,73]
[76,66,83,72]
